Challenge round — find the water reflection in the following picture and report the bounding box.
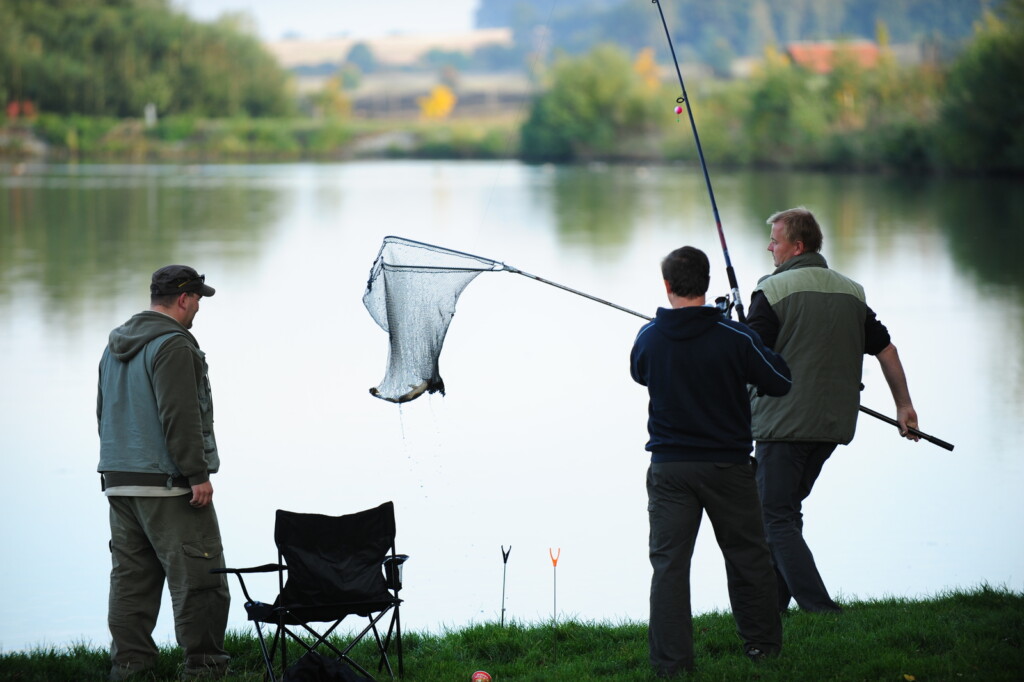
[548,165,645,250]
[933,175,1024,292]
[4,164,1021,316]
[0,164,287,313]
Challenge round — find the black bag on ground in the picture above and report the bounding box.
[283,651,371,682]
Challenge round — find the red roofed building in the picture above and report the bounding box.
[785,40,881,74]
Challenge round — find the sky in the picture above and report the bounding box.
[176,0,480,41]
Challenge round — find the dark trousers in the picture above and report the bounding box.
[754,441,842,613]
[647,461,782,676]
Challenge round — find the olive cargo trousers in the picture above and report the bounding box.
[107,494,230,677]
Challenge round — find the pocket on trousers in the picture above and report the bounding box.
[182,537,225,588]
[715,461,753,475]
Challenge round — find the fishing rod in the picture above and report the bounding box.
[651,0,745,323]
[858,405,954,451]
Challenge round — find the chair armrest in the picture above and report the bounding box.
[211,563,286,575]
[210,564,286,605]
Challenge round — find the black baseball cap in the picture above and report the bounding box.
[150,265,216,297]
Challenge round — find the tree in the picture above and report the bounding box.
[473,0,991,69]
[310,76,352,119]
[473,43,524,72]
[418,85,457,119]
[520,44,659,162]
[939,0,1024,172]
[633,48,660,91]
[0,0,294,118]
[346,43,378,74]
[741,46,828,165]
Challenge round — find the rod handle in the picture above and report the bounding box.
[858,405,954,451]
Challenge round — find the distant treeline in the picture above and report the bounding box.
[520,0,1024,174]
[0,0,294,118]
[477,0,989,70]
[1,0,994,123]
[2,0,1021,174]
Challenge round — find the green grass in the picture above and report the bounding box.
[2,586,1021,681]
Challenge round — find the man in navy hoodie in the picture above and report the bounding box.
[631,246,792,677]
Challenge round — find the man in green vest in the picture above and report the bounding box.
[97,265,230,679]
[746,207,920,613]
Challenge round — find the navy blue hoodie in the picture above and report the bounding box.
[630,305,792,463]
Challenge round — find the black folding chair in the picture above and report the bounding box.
[214,501,408,681]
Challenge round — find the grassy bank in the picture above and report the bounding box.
[2,586,1021,681]
[0,115,523,163]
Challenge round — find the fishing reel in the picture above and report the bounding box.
[715,293,735,319]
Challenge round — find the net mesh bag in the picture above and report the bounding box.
[363,236,506,403]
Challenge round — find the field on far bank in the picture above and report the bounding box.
[2,586,1021,681]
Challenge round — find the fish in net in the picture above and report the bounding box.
[362,236,507,403]
[363,236,648,404]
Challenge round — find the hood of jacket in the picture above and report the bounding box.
[652,304,723,341]
[108,310,195,362]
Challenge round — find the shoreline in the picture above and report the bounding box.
[3,118,1017,176]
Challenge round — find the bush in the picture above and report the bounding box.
[939,1,1024,172]
[151,116,199,143]
[520,44,660,162]
[32,114,118,153]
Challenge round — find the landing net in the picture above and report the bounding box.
[363,236,507,403]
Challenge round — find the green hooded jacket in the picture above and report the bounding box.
[750,253,866,444]
[97,310,219,489]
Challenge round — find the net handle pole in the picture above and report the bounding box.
[379,236,646,321]
[504,266,652,321]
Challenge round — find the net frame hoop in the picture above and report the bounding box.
[378,235,508,272]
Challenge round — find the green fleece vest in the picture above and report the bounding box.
[98,331,219,483]
[750,253,866,444]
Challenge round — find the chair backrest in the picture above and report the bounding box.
[274,501,396,606]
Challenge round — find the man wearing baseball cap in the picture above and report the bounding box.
[97,265,230,679]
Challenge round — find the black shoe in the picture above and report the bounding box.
[745,647,770,663]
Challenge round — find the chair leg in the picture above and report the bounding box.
[279,617,288,680]
[371,620,393,679]
[252,622,277,682]
[378,605,403,679]
[372,605,405,679]
[396,607,403,678]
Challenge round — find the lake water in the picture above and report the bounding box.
[1,160,1022,653]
